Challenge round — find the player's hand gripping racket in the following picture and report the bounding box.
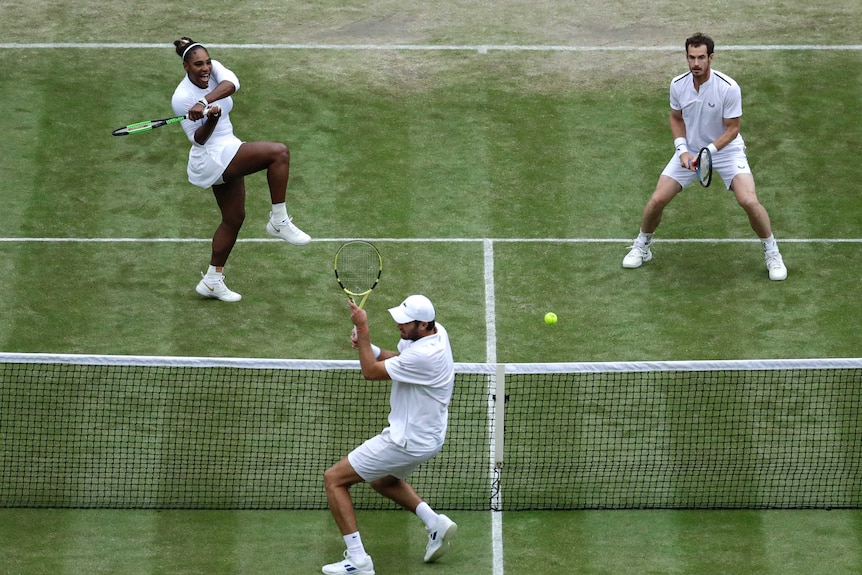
[112,115,188,136]
[694,146,713,188]
[334,241,383,309]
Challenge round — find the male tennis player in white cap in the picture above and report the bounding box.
[321,295,457,575]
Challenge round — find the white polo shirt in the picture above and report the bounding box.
[382,323,455,453]
[670,68,745,153]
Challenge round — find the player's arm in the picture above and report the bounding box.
[353,331,394,381]
[188,80,234,125]
[712,116,741,151]
[669,109,694,169]
[189,61,238,120]
[349,301,395,381]
[200,61,238,106]
[202,61,238,102]
[198,80,235,105]
[193,105,221,145]
[210,60,240,93]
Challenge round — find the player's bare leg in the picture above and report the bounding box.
[369,476,423,511]
[322,458,375,574]
[730,173,771,237]
[369,476,457,563]
[731,173,787,280]
[210,179,247,267]
[623,176,682,268]
[324,457,364,535]
[222,141,310,245]
[195,179,246,302]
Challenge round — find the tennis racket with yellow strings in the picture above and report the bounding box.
[333,241,383,309]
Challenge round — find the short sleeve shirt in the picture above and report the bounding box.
[382,323,455,453]
[670,69,745,152]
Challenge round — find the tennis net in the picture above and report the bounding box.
[1,353,860,510]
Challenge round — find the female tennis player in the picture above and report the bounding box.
[172,37,311,302]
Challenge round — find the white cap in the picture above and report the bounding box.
[388,294,436,324]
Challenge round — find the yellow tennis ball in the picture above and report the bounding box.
[544,312,558,325]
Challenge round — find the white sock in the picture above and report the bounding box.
[416,502,439,530]
[761,234,777,252]
[205,265,223,281]
[637,230,654,247]
[271,202,288,222]
[343,532,369,562]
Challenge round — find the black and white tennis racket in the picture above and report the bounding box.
[694,146,713,188]
[112,115,188,136]
[333,241,383,309]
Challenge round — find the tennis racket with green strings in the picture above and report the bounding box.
[333,241,383,309]
[112,114,188,136]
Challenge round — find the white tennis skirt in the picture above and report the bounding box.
[186,135,243,188]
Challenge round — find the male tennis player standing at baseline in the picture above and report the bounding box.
[172,37,311,303]
[321,295,458,575]
[622,33,787,281]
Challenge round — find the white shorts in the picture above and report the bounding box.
[348,430,442,481]
[661,145,753,191]
[187,135,243,188]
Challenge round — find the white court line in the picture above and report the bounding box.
[483,240,499,363]
[3,39,857,575]
[482,239,505,575]
[2,43,861,52]
[1,237,861,243]
[3,234,845,575]
[4,38,859,572]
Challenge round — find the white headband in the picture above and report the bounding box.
[181,42,203,60]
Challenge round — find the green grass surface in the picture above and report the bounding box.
[2,509,860,574]
[2,1,862,573]
[0,509,492,575]
[2,47,861,361]
[506,510,862,574]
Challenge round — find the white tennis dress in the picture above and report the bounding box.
[171,60,243,188]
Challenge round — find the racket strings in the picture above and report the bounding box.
[336,244,380,295]
[697,148,713,187]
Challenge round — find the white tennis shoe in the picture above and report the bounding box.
[622,244,652,269]
[424,514,458,563]
[321,551,375,575]
[765,249,787,281]
[195,274,241,302]
[266,213,311,245]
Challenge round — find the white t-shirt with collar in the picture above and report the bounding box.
[670,68,745,153]
[382,323,455,453]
